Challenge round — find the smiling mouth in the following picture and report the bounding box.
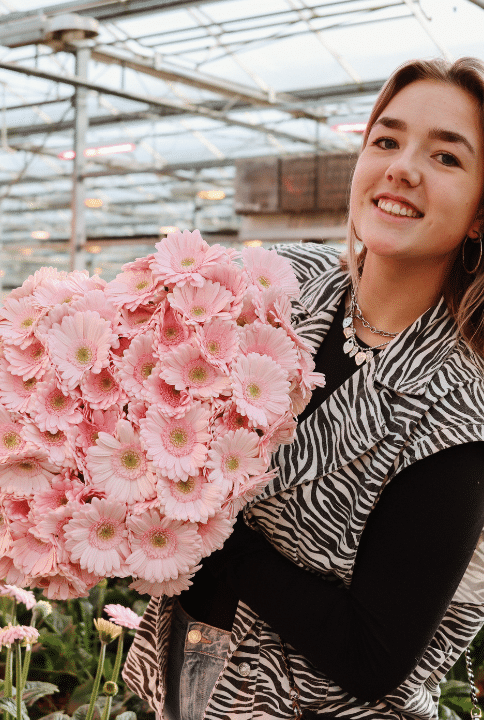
[374,198,423,218]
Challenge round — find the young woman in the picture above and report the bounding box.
[123,57,484,720]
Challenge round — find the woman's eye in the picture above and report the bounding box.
[373,137,398,150]
[436,152,459,167]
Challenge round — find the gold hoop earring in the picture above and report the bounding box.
[462,233,483,275]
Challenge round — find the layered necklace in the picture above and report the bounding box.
[343,286,399,365]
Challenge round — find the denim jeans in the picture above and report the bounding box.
[164,601,230,720]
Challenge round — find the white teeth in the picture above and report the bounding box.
[377,198,419,218]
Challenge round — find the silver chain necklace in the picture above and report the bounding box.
[342,287,399,366]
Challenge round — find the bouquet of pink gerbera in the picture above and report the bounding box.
[0,230,324,599]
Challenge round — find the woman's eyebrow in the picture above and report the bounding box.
[373,116,475,156]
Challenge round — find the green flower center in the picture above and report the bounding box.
[191,306,205,317]
[225,455,239,472]
[258,276,271,288]
[181,257,195,267]
[3,431,20,450]
[176,478,195,494]
[76,346,92,364]
[50,393,67,410]
[188,366,208,383]
[151,531,167,548]
[18,461,34,473]
[32,345,44,360]
[21,317,34,328]
[100,376,114,391]
[43,430,64,444]
[141,362,154,379]
[207,341,219,354]
[164,326,178,340]
[170,428,187,448]
[97,523,115,541]
[23,378,37,391]
[136,280,149,291]
[121,450,140,470]
[247,382,261,399]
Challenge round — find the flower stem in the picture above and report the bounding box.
[14,643,22,720]
[20,645,31,694]
[100,696,112,720]
[3,645,12,720]
[112,632,124,683]
[85,642,106,720]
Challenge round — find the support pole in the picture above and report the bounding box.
[70,42,90,272]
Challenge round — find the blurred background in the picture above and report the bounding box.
[0,0,481,293]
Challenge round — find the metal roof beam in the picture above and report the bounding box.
[0,59,319,147]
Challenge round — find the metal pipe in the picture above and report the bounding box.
[70,43,90,272]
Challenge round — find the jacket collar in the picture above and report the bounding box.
[300,261,459,397]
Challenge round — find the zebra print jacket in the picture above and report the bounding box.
[122,242,484,720]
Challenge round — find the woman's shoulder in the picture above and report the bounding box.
[270,242,342,285]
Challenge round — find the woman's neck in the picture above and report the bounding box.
[353,252,448,345]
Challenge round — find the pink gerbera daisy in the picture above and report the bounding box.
[33,280,78,309]
[35,562,97,600]
[126,509,202,582]
[30,472,83,515]
[3,496,30,523]
[129,567,200,597]
[116,331,157,397]
[86,420,156,504]
[81,367,125,411]
[260,291,313,353]
[258,412,297,462]
[212,402,251,435]
[48,311,112,391]
[242,247,299,298]
[197,509,235,557]
[35,303,72,343]
[0,296,43,348]
[30,505,74,563]
[0,451,57,496]
[0,624,39,648]
[64,497,130,576]
[0,360,41,414]
[202,263,248,317]
[196,318,238,371]
[157,472,223,523]
[231,353,290,427]
[106,266,164,310]
[0,584,36,609]
[151,230,226,288]
[10,521,57,576]
[7,267,62,302]
[206,428,266,496]
[0,555,27,586]
[4,339,49,380]
[116,305,158,337]
[168,281,233,325]
[236,288,259,327]
[0,420,26,459]
[238,322,298,376]
[21,422,73,466]
[160,344,229,399]
[153,305,191,354]
[32,379,83,433]
[73,407,121,455]
[140,404,211,480]
[0,510,12,554]
[104,603,141,629]
[70,289,119,328]
[144,369,192,417]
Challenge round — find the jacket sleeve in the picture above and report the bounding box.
[204,441,484,702]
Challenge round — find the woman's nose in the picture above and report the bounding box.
[385,152,421,187]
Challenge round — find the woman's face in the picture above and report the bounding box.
[350,79,484,265]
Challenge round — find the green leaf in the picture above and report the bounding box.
[37,713,71,720]
[0,697,30,720]
[439,679,471,698]
[438,704,462,720]
[102,657,113,681]
[22,681,59,706]
[115,712,137,720]
[72,704,103,720]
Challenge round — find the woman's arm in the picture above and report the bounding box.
[204,441,484,701]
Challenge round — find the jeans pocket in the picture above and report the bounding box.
[179,651,226,720]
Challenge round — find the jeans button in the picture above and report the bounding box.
[187,629,202,644]
[238,662,251,677]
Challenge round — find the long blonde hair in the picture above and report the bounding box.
[345,57,484,358]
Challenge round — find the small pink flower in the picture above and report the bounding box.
[0,421,26,459]
[126,509,202,583]
[117,305,158,337]
[259,413,297,462]
[10,522,58,576]
[0,451,57,496]
[0,555,27,586]
[32,379,83,433]
[30,473,83,515]
[116,331,157,397]
[33,280,78,309]
[153,305,191,354]
[231,353,291,427]
[212,403,250,435]
[4,339,49,380]
[151,230,226,288]
[104,603,141,629]
[106,266,164,310]
[236,288,259,327]
[0,360,40,414]
[35,563,96,600]
[3,497,30,521]
[73,407,121,455]
[21,422,73,466]
[144,369,192,418]
[196,318,238,370]
[0,297,43,348]
[0,624,39,647]
[86,420,156,504]
[160,344,229,400]
[168,281,233,324]
[70,289,120,331]
[48,311,112,390]
[140,404,211,480]
[238,322,298,376]
[81,367,125,410]
[202,262,248,317]
[129,568,200,597]
[65,497,130,576]
[206,428,266,496]
[157,473,223,523]
[197,509,235,557]
[242,247,299,298]
[0,584,36,609]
